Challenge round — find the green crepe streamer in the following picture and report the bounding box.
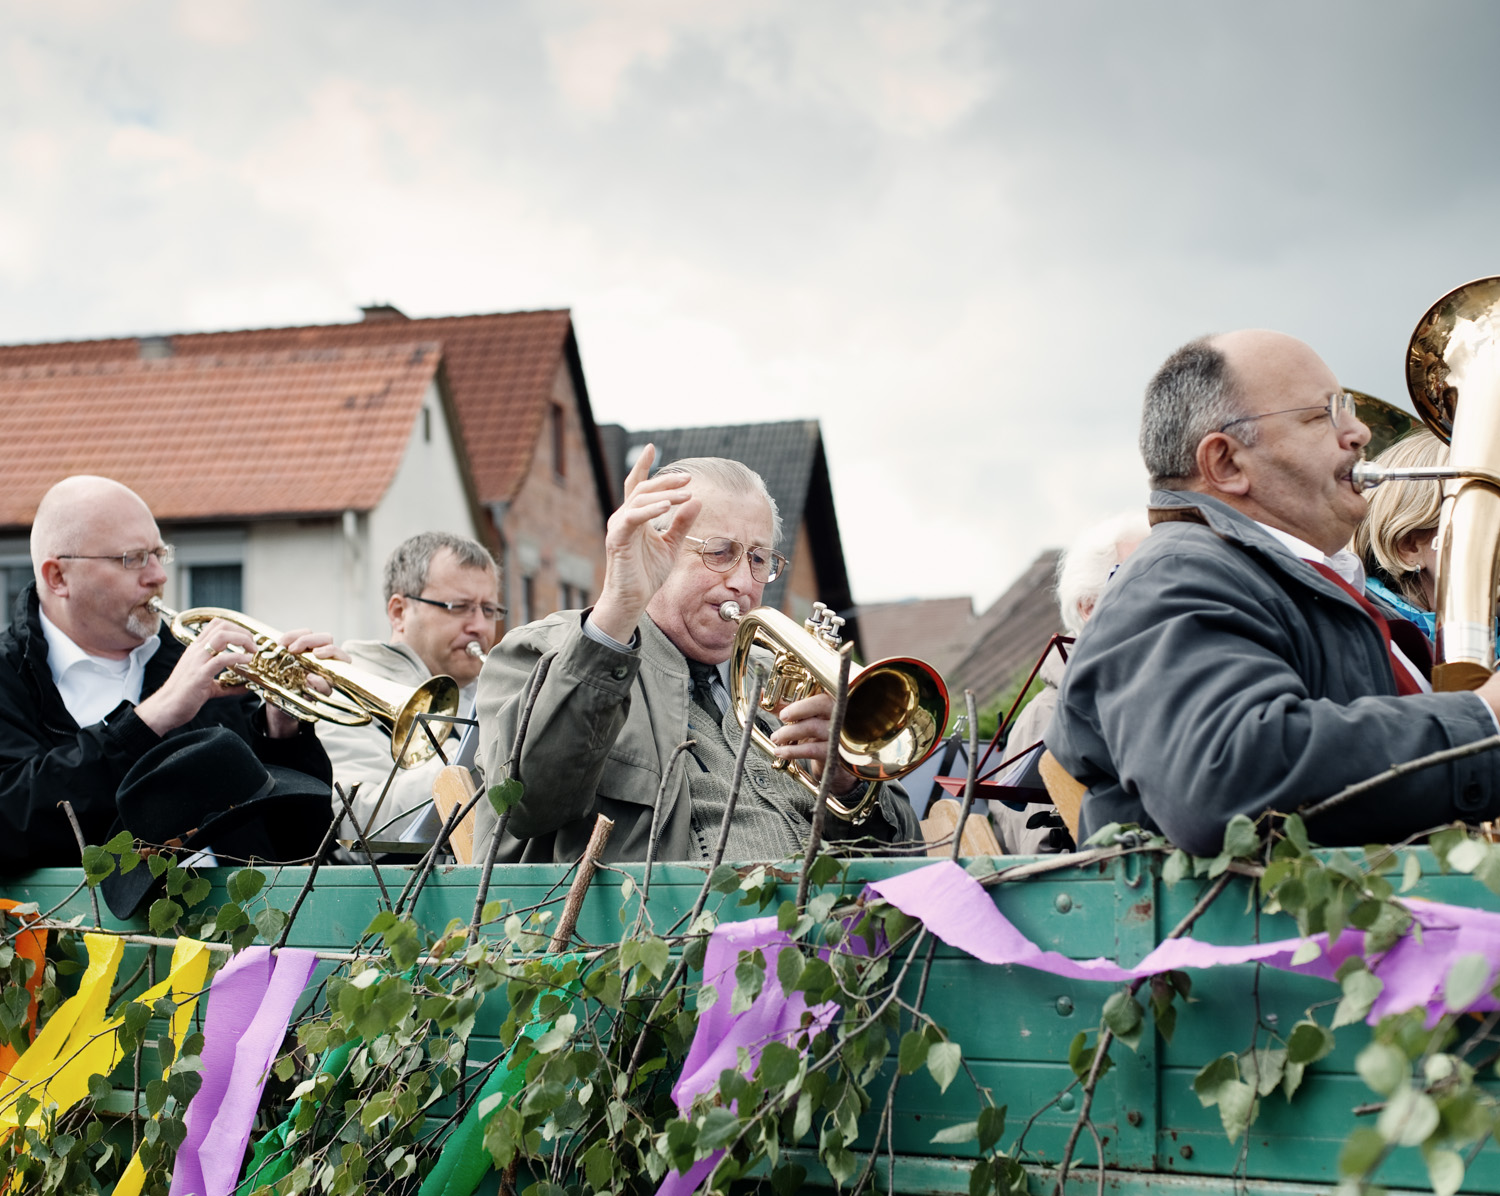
[417,958,584,1196]
[235,1037,359,1195]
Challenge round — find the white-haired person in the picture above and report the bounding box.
[993,510,1150,854]
[1351,430,1447,643]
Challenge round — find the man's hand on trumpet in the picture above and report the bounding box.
[769,690,860,797]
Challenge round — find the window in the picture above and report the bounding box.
[0,564,29,632]
[521,576,536,625]
[551,403,566,480]
[188,564,243,610]
[560,583,573,611]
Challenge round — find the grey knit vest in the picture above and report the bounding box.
[684,699,816,863]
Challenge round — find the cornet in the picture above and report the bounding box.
[149,599,460,768]
[718,600,948,824]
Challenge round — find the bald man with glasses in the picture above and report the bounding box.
[473,448,918,866]
[0,475,335,869]
[320,531,503,850]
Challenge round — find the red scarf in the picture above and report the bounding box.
[1308,561,1429,696]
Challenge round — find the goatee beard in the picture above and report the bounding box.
[125,606,160,641]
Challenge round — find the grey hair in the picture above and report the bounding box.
[656,457,783,547]
[1140,336,1257,488]
[1055,510,1152,635]
[383,532,498,602]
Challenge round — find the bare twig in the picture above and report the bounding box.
[1301,734,1500,820]
[796,646,852,909]
[642,740,696,904]
[333,782,392,909]
[275,811,343,950]
[948,689,979,863]
[58,800,102,927]
[549,815,615,952]
[1054,871,1235,1192]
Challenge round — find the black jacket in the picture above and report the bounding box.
[1048,491,1500,855]
[0,583,331,870]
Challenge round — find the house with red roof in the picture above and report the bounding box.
[0,306,615,643]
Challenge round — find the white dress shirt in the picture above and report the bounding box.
[39,609,161,726]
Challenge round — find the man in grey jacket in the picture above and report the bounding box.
[473,447,919,864]
[1048,330,1500,856]
[322,532,501,845]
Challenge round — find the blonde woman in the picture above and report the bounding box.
[1351,430,1447,641]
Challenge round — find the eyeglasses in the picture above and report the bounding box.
[683,535,787,584]
[1218,391,1361,435]
[403,594,506,621]
[57,545,175,570]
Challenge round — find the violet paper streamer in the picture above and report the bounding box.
[657,918,837,1196]
[171,946,318,1196]
[866,860,1500,1026]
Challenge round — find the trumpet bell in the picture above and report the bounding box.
[726,603,949,823]
[149,599,460,768]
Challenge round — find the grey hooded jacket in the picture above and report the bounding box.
[1046,490,1500,855]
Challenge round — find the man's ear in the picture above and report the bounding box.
[1195,432,1251,497]
[38,559,67,598]
[386,593,407,638]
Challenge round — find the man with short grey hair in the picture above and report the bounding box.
[322,531,502,846]
[1048,330,1500,856]
[474,446,918,865]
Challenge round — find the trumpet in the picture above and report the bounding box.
[718,600,949,824]
[148,599,460,768]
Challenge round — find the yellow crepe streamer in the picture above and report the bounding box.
[0,934,211,1164]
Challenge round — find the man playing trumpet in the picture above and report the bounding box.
[0,475,336,869]
[473,447,919,864]
[320,531,502,846]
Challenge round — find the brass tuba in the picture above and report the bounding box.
[148,599,460,767]
[718,600,949,824]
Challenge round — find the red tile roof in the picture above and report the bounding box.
[0,309,579,514]
[0,343,442,525]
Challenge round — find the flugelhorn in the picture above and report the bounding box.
[148,599,460,767]
[718,600,949,824]
[1347,277,1500,690]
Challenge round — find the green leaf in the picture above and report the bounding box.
[1443,952,1491,1012]
[1222,814,1259,859]
[253,908,288,944]
[757,1041,801,1088]
[1216,1079,1257,1142]
[1286,1020,1335,1065]
[1355,1042,1408,1098]
[1426,1147,1466,1196]
[1447,837,1487,874]
[696,1106,740,1151]
[148,898,183,935]
[931,1120,979,1145]
[227,867,265,903]
[776,946,804,995]
[927,1041,961,1093]
[1238,1047,1287,1098]
[634,937,670,980]
[709,864,740,894]
[969,1159,993,1196]
[1338,1126,1386,1177]
[86,1073,112,1103]
[364,910,398,936]
[1332,969,1383,1029]
[1102,989,1144,1051]
[1377,1086,1440,1146]
[977,1105,1006,1154]
[1161,850,1190,887]
[104,830,135,853]
[770,1162,807,1196]
[1193,1054,1240,1107]
[898,1031,930,1076]
[1281,814,1311,854]
[1281,1059,1307,1100]
[81,845,115,885]
[487,777,524,814]
[1400,852,1422,893]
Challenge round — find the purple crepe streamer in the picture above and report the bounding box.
[657,918,837,1196]
[171,946,318,1196]
[867,861,1500,1027]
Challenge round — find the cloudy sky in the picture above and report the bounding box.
[4,1,1498,609]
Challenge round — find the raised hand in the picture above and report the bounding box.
[588,444,700,644]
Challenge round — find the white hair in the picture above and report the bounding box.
[1055,510,1152,635]
[654,457,783,547]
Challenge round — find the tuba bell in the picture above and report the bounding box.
[718,600,949,824]
[148,599,460,767]
[1349,277,1500,690]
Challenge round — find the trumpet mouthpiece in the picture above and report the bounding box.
[465,641,484,659]
[718,601,741,622]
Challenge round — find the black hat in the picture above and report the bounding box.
[101,727,333,919]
